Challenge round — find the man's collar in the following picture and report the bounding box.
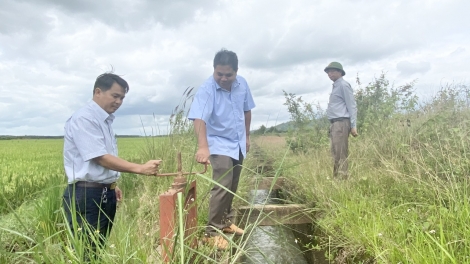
[89,100,114,122]
[333,77,343,84]
[213,77,240,91]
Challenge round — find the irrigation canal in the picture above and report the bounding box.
[231,144,329,264]
[238,189,309,264]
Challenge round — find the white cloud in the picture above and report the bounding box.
[0,0,469,135]
[396,61,431,76]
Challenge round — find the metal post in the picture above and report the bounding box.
[157,152,206,263]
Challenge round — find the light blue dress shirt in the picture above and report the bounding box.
[327,77,357,128]
[63,100,119,184]
[188,75,256,160]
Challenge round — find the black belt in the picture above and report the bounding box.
[329,117,350,123]
[73,181,117,190]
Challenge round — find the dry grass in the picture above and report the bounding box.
[252,135,286,152]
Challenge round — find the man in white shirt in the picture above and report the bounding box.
[63,72,161,257]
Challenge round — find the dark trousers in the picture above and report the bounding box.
[63,184,117,253]
[329,119,351,179]
[206,150,244,235]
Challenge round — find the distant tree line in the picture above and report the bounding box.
[0,135,64,140]
[0,135,149,140]
[251,125,283,135]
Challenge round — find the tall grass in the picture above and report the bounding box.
[4,79,468,263]
[0,137,303,263]
[276,83,470,263]
[0,118,288,263]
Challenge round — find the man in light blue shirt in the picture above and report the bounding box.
[325,62,358,179]
[63,73,162,258]
[188,49,255,250]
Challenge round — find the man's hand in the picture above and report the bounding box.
[115,186,123,202]
[195,147,210,164]
[140,160,162,175]
[246,138,251,153]
[350,128,358,137]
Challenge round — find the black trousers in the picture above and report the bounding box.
[63,184,117,253]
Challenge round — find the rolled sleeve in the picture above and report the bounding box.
[70,117,107,161]
[188,75,255,160]
[188,88,214,123]
[244,83,256,111]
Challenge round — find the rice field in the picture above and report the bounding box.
[0,137,183,263]
[3,111,470,264]
[0,139,64,214]
[0,138,154,214]
[0,136,248,263]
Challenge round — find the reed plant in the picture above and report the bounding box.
[275,80,470,263]
[0,89,287,263]
[4,77,468,263]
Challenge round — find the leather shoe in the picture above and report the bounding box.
[222,224,244,236]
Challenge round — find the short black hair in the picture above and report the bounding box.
[93,72,129,95]
[213,49,238,71]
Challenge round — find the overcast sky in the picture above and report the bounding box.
[1,0,468,136]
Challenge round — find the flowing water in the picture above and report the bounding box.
[238,190,309,264]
